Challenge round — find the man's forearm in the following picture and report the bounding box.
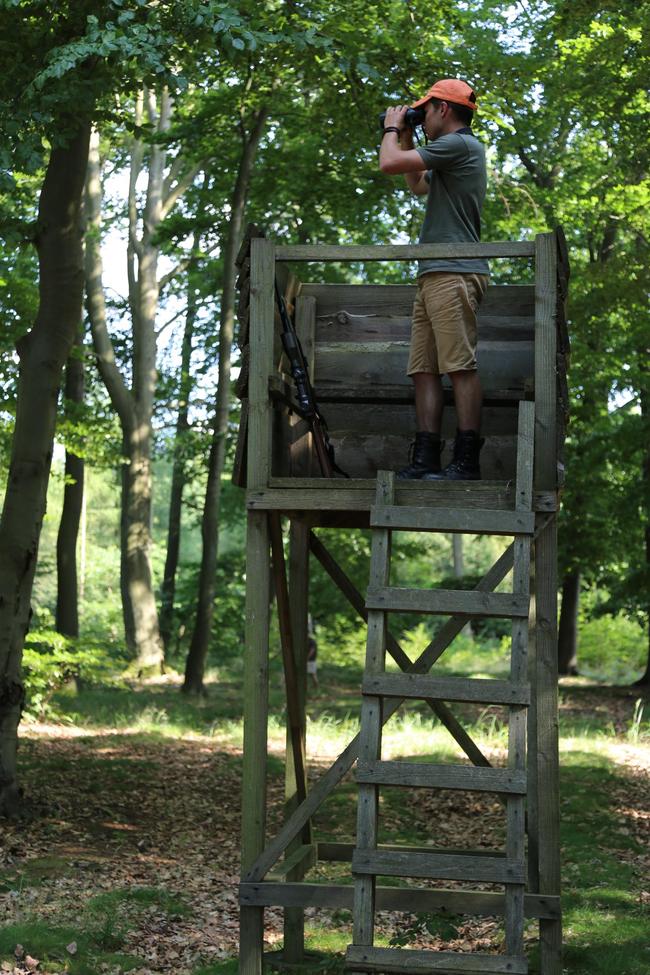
[400,131,425,192]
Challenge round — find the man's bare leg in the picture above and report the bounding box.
[448,369,482,431]
[397,372,445,478]
[423,369,484,480]
[413,371,445,433]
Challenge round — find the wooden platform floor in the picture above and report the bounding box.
[247,478,557,527]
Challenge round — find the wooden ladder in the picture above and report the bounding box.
[346,401,535,975]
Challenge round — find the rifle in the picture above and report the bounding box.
[274,280,348,478]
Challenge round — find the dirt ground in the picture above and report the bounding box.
[1,683,648,974]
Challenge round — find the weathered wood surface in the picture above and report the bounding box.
[362,674,530,705]
[276,241,536,261]
[308,531,495,771]
[312,341,533,393]
[535,515,563,974]
[303,284,534,343]
[355,760,527,794]
[322,402,521,436]
[352,849,525,883]
[239,882,561,919]
[319,842,507,861]
[370,505,534,536]
[365,587,530,618]
[250,481,559,513]
[353,472,394,948]
[534,232,558,491]
[345,945,528,974]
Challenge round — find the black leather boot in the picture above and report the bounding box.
[423,429,484,481]
[397,432,442,479]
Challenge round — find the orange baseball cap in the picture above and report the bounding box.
[411,79,478,111]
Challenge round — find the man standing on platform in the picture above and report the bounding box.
[379,79,489,480]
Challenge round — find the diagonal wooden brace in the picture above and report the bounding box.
[244,536,525,883]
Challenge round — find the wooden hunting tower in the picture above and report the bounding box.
[234,230,570,975]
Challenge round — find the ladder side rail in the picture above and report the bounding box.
[505,400,535,960]
[240,237,276,975]
[353,471,394,952]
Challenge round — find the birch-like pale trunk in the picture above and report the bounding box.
[183,106,269,694]
[0,124,90,815]
[87,91,202,673]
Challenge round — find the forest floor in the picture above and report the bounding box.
[1,670,648,975]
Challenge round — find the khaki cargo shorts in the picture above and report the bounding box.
[407,272,489,376]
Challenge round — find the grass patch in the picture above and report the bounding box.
[0,855,73,893]
[0,922,140,975]
[87,885,191,918]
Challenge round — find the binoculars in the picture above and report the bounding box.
[378,107,426,130]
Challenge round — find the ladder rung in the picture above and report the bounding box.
[365,587,529,618]
[356,761,526,794]
[362,674,530,705]
[371,505,535,536]
[352,849,525,884]
[346,945,527,973]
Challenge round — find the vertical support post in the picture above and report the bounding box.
[505,401,534,958]
[535,515,562,974]
[534,232,558,492]
[283,518,311,962]
[352,471,394,962]
[240,237,275,975]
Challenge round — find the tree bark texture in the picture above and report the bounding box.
[159,260,199,652]
[0,124,91,816]
[558,570,580,676]
[183,107,269,694]
[87,89,198,673]
[634,384,650,686]
[55,327,85,638]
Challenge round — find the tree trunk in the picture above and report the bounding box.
[183,107,268,694]
[85,97,186,674]
[55,327,85,638]
[159,267,198,651]
[558,570,580,675]
[0,124,90,816]
[634,384,650,686]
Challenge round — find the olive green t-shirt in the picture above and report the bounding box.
[416,127,489,276]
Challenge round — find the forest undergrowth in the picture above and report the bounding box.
[0,673,648,975]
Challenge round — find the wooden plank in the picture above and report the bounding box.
[534,232,558,491]
[308,531,495,771]
[232,399,248,488]
[247,238,276,489]
[242,541,524,883]
[352,849,525,884]
[249,486,518,512]
[353,471,394,948]
[315,315,534,345]
[266,479,558,512]
[535,515,563,974]
[362,674,530,706]
[505,401,534,959]
[327,433,519,482]
[268,844,317,881]
[310,532,490,767]
[365,587,530,618]
[289,296,316,477]
[276,241,535,261]
[345,945,528,974]
[283,519,311,961]
[313,342,533,394]
[356,761,526,794]
[235,222,264,267]
[301,283,534,319]
[319,842,506,861]
[370,505,534,536]
[239,882,561,920]
[239,509,271,975]
[322,403,520,438]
